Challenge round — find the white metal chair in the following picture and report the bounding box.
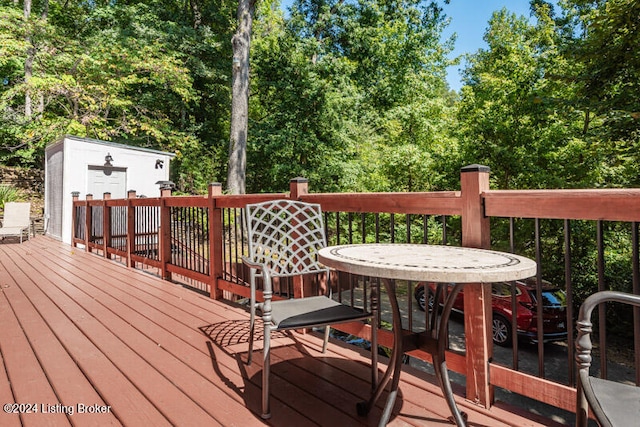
[0,202,32,243]
[242,199,374,419]
[575,290,640,427]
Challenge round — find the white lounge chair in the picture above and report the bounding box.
[0,202,32,243]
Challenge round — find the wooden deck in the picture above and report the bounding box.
[0,237,564,426]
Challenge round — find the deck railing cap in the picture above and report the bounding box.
[461,164,491,173]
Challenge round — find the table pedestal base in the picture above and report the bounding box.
[358,280,468,427]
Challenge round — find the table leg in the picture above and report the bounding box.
[435,283,468,427]
[356,278,404,427]
[370,278,379,389]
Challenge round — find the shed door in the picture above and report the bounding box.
[87,166,127,199]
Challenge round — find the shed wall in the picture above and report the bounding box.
[45,136,173,244]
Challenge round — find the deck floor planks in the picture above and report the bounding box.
[2,243,231,427]
[8,240,317,427]
[0,246,173,427]
[38,240,384,426]
[14,243,269,427]
[2,246,203,426]
[0,350,21,426]
[33,242,404,425]
[29,243,302,422]
[0,238,567,427]
[34,239,374,425]
[0,262,119,426]
[0,290,71,427]
[269,345,383,426]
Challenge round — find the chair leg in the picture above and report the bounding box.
[261,324,271,419]
[248,303,255,365]
[322,326,331,353]
[248,271,257,365]
[575,380,589,427]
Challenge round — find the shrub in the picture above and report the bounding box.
[0,185,21,210]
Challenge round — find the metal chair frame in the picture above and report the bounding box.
[575,290,640,427]
[242,199,374,419]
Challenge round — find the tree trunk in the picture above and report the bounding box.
[227,0,255,194]
[23,0,33,118]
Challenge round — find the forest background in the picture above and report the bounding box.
[1,0,639,329]
[1,0,638,195]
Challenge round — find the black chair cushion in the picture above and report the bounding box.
[269,296,370,329]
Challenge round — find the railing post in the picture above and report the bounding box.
[290,178,310,299]
[85,194,93,252]
[290,177,309,200]
[126,190,137,268]
[460,164,493,408]
[71,192,80,247]
[103,192,111,258]
[159,187,172,281]
[209,183,224,299]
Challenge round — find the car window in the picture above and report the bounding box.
[491,283,508,296]
[491,282,521,297]
[541,289,566,307]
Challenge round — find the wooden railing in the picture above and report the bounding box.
[71,165,640,417]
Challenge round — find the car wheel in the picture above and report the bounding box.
[415,287,437,312]
[492,314,512,347]
[427,290,436,311]
[415,286,426,311]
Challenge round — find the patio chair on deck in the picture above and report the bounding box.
[242,199,374,419]
[575,290,640,427]
[0,202,32,243]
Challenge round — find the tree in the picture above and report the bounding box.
[457,6,594,189]
[560,0,640,186]
[227,0,258,194]
[247,0,454,192]
[0,0,234,192]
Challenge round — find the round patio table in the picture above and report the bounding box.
[318,243,537,427]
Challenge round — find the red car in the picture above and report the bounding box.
[414,278,568,346]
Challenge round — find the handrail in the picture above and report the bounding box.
[485,188,640,221]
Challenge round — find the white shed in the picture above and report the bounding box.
[45,135,175,244]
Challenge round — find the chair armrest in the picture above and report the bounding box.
[577,291,640,362]
[241,256,264,272]
[576,291,640,427]
[241,256,274,296]
[579,291,640,322]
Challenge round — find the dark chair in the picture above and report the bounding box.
[575,290,640,427]
[242,199,374,419]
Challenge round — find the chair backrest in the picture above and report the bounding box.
[244,199,327,277]
[2,202,31,228]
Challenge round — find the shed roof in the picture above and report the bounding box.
[46,135,176,158]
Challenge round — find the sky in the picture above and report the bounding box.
[439,1,536,91]
[279,0,541,92]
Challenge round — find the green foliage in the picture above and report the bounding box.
[456,6,597,190]
[0,0,638,198]
[559,0,640,187]
[0,0,233,192]
[247,0,454,193]
[0,184,21,210]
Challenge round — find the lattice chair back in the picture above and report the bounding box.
[244,199,328,278]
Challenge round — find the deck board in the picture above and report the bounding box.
[0,269,115,426]
[0,237,565,427]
